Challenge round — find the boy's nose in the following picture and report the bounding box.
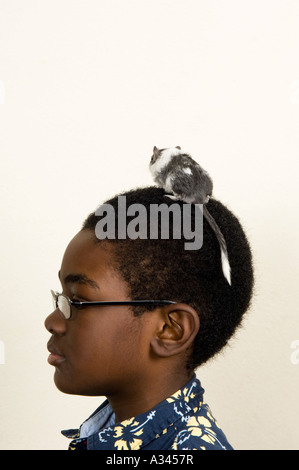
[44,309,67,336]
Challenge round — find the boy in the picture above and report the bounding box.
[45,186,254,450]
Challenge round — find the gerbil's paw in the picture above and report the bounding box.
[164,194,179,201]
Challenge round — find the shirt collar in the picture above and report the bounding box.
[62,375,205,450]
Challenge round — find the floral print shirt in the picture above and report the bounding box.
[62,376,233,450]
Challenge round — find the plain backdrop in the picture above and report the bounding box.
[0,0,299,450]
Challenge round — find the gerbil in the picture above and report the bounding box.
[149,146,231,285]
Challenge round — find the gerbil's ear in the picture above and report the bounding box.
[150,303,199,358]
[151,146,160,164]
[176,146,181,150]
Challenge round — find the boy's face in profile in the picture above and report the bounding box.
[45,230,155,397]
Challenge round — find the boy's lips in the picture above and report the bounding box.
[47,341,66,366]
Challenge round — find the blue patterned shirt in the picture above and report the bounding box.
[62,376,233,450]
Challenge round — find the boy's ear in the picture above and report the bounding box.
[150,303,200,358]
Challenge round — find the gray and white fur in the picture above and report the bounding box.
[149,146,231,285]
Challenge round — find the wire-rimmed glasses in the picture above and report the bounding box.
[51,290,176,320]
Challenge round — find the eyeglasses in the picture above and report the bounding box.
[51,290,176,320]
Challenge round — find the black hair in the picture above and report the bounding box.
[82,186,254,371]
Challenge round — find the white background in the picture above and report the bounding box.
[0,0,299,450]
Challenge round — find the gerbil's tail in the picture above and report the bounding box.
[202,205,231,285]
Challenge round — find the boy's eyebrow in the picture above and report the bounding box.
[58,271,100,290]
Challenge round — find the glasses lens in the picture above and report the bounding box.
[51,290,57,310]
[57,295,71,319]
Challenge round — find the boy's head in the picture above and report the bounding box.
[45,185,253,401]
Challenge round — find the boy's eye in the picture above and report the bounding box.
[72,297,85,303]
[70,298,85,311]
[69,294,86,303]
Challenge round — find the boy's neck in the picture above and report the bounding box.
[108,370,193,424]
